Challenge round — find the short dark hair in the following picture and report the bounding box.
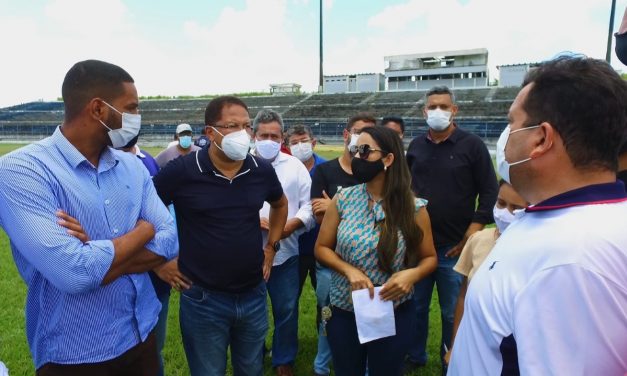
[346,112,377,131]
[425,85,455,103]
[382,116,405,133]
[620,134,627,155]
[204,96,249,125]
[522,56,627,171]
[286,124,314,140]
[61,60,134,122]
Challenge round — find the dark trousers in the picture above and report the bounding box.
[36,332,158,376]
[298,254,317,296]
[327,300,416,376]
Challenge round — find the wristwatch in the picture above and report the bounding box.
[272,241,281,253]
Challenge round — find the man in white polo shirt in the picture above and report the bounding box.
[448,56,627,375]
[252,109,315,376]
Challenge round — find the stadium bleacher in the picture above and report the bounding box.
[0,87,520,142]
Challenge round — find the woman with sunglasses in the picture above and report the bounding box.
[315,126,437,376]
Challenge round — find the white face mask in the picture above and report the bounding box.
[99,101,141,148]
[496,125,541,184]
[348,133,360,151]
[493,205,516,233]
[212,128,250,161]
[255,139,281,160]
[290,142,313,162]
[426,109,452,131]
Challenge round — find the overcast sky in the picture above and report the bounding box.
[0,0,625,108]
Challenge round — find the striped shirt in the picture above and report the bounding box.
[0,127,178,369]
[330,184,427,311]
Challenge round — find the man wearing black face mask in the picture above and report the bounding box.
[615,6,627,65]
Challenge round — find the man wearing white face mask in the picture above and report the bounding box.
[405,85,498,373]
[285,125,326,296]
[155,123,200,168]
[153,96,288,376]
[252,110,315,376]
[0,60,178,374]
[449,57,627,375]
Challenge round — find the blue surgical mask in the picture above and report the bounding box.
[179,135,192,149]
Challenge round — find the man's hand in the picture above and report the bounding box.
[57,210,89,243]
[344,266,375,298]
[263,244,276,281]
[379,269,416,301]
[312,190,332,216]
[154,259,192,292]
[260,217,270,231]
[445,222,483,258]
[444,349,452,365]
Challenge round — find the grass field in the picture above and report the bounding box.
[0,143,445,376]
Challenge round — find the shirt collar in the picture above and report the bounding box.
[134,146,146,159]
[197,144,258,175]
[426,123,459,144]
[52,126,118,171]
[526,182,627,212]
[269,151,289,167]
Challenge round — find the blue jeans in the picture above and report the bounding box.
[327,300,416,376]
[266,255,300,367]
[179,282,268,376]
[408,245,463,365]
[154,290,170,376]
[313,263,332,375]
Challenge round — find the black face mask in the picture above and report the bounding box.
[351,157,385,183]
[616,32,627,66]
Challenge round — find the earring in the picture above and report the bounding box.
[384,165,388,171]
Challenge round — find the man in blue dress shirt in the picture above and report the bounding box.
[0,59,178,375]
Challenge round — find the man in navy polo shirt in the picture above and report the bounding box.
[153,96,288,376]
[449,57,627,374]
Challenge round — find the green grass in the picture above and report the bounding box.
[0,143,445,376]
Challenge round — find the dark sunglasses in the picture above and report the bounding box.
[349,144,387,159]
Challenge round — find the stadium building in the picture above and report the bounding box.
[385,48,489,90]
[497,63,541,87]
[323,73,385,94]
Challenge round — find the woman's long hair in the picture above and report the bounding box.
[360,126,423,273]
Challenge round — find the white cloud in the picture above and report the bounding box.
[367,0,426,33]
[0,0,623,108]
[324,0,625,83]
[170,0,318,96]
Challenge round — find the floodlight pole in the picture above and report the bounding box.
[319,0,324,93]
[606,0,617,63]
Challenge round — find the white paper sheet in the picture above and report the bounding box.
[351,286,396,344]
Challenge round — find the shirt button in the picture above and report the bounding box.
[113,228,119,234]
[105,199,110,205]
